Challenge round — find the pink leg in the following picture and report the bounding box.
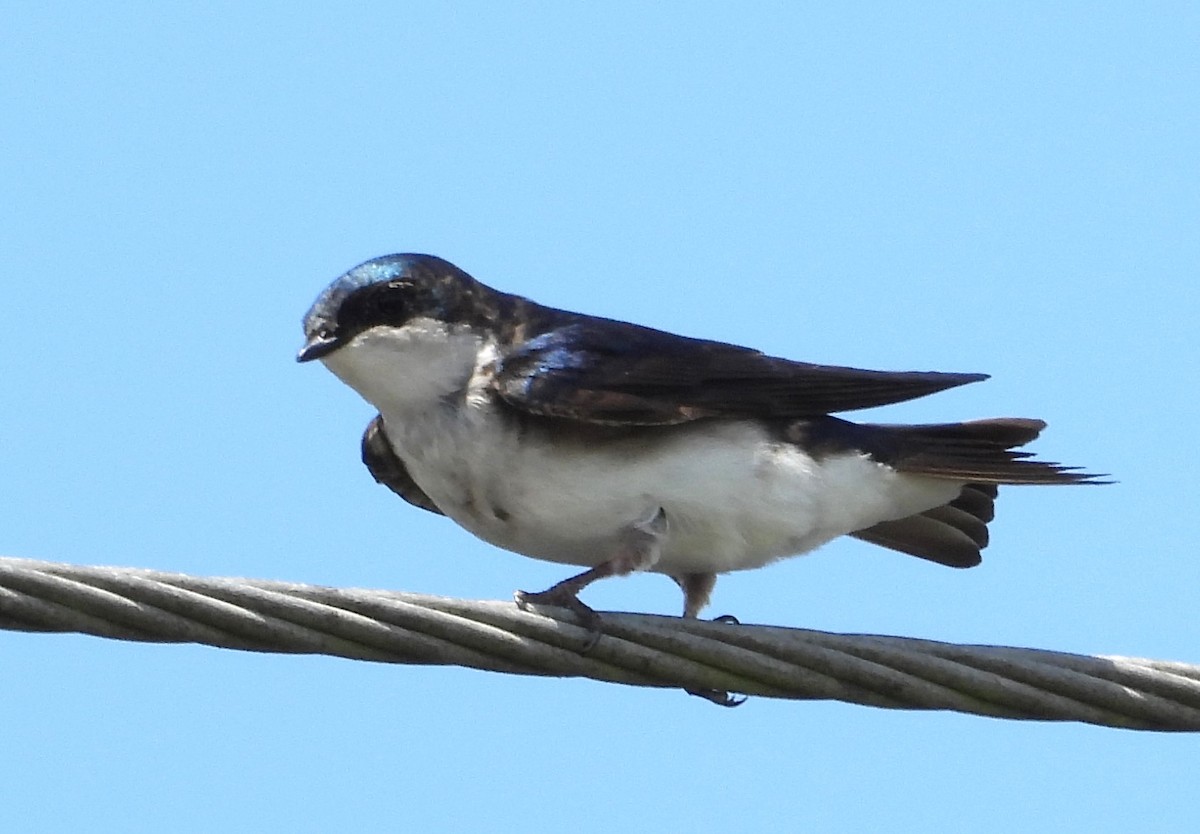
[672,572,718,619]
[514,509,667,646]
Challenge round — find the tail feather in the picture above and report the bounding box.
[949,482,997,522]
[847,419,1105,567]
[851,484,998,568]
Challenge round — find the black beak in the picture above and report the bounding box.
[296,332,341,363]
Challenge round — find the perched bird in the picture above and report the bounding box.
[298,253,1102,629]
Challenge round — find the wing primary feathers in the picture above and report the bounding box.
[792,416,1109,485]
[492,320,990,425]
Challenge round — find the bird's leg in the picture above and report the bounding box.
[671,571,747,707]
[673,572,718,619]
[515,508,668,649]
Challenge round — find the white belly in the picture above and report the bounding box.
[382,403,962,576]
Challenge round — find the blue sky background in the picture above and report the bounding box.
[3,3,1198,831]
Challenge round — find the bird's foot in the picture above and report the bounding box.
[686,688,748,708]
[514,585,603,652]
[683,613,745,706]
[512,517,665,653]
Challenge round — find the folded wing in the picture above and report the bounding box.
[491,320,987,425]
[361,416,444,515]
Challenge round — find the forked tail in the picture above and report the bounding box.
[847,417,1106,568]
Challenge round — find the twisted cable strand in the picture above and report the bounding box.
[2,556,1198,731]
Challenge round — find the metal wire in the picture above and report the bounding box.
[2,556,1198,730]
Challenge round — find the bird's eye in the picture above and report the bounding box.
[370,288,410,321]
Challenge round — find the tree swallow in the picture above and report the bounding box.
[298,254,1103,629]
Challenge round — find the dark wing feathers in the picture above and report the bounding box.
[790,416,1105,485]
[875,418,1105,485]
[491,321,987,425]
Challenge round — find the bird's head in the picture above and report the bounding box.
[298,254,497,413]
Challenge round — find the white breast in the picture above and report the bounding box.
[393,412,960,575]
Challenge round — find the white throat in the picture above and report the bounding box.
[320,318,486,416]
